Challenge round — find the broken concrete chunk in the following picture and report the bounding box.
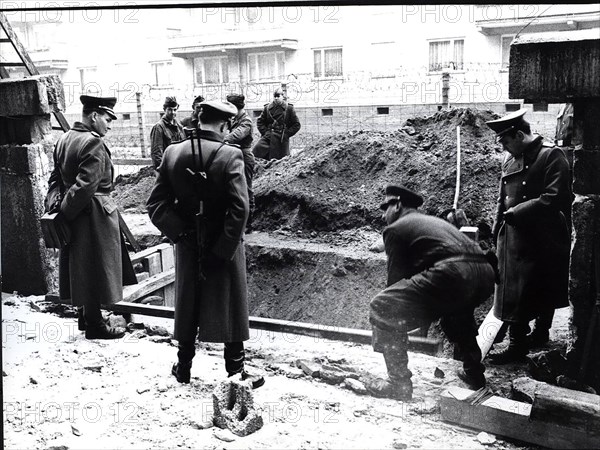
[476,431,496,445]
[344,378,367,395]
[213,429,236,442]
[320,367,349,385]
[148,336,172,344]
[434,367,445,378]
[145,325,170,337]
[192,419,214,430]
[212,380,263,437]
[296,359,321,377]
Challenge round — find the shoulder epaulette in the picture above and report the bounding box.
[91,131,101,137]
[227,143,241,148]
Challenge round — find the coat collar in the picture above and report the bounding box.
[502,135,543,177]
[198,129,225,142]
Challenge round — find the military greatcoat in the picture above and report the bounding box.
[252,100,301,160]
[147,130,250,343]
[492,136,572,322]
[48,122,136,307]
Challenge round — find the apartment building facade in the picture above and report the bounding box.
[3,4,599,145]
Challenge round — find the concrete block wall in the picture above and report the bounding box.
[0,75,63,295]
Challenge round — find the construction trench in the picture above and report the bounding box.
[2,26,600,450]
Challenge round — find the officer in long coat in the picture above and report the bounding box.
[252,87,301,160]
[147,100,264,388]
[224,93,256,232]
[369,185,496,400]
[486,109,572,364]
[46,95,137,339]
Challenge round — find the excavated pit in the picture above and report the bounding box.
[113,108,504,351]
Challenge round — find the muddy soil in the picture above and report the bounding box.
[113,108,503,241]
[112,107,504,349]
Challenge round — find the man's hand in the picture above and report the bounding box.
[503,208,516,225]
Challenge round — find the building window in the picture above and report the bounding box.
[194,56,229,85]
[428,39,464,72]
[377,107,390,115]
[122,113,131,120]
[247,52,285,82]
[321,108,333,116]
[501,35,515,70]
[314,48,343,78]
[150,61,173,87]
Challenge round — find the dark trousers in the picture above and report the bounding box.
[177,340,245,375]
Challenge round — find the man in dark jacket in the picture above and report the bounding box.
[150,96,185,169]
[486,109,572,364]
[147,100,264,389]
[224,93,256,233]
[45,95,137,339]
[252,87,301,160]
[369,185,496,400]
[181,95,205,130]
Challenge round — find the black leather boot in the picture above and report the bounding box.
[456,339,486,389]
[225,341,265,389]
[488,322,529,365]
[171,362,192,383]
[367,327,413,401]
[172,342,195,383]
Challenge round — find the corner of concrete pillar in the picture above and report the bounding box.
[0,75,64,295]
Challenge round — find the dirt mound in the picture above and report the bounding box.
[112,108,503,236]
[112,165,156,211]
[252,107,503,234]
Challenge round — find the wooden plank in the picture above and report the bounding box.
[118,212,142,252]
[130,243,172,265]
[476,307,504,360]
[531,381,600,435]
[0,12,39,75]
[122,269,174,303]
[107,301,174,318]
[441,386,599,449]
[112,158,152,166]
[160,246,175,307]
[146,253,162,276]
[246,316,442,354]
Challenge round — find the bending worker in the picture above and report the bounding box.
[368,184,496,400]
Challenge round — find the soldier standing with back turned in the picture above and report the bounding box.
[147,100,265,388]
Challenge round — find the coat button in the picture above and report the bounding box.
[525,165,529,169]
[523,195,527,199]
[504,181,507,185]
[522,181,526,185]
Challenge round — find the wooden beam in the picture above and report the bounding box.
[130,243,172,265]
[122,269,174,303]
[0,12,39,76]
[530,381,600,435]
[44,291,442,354]
[441,386,600,449]
[112,158,152,166]
[119,212,142,253]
